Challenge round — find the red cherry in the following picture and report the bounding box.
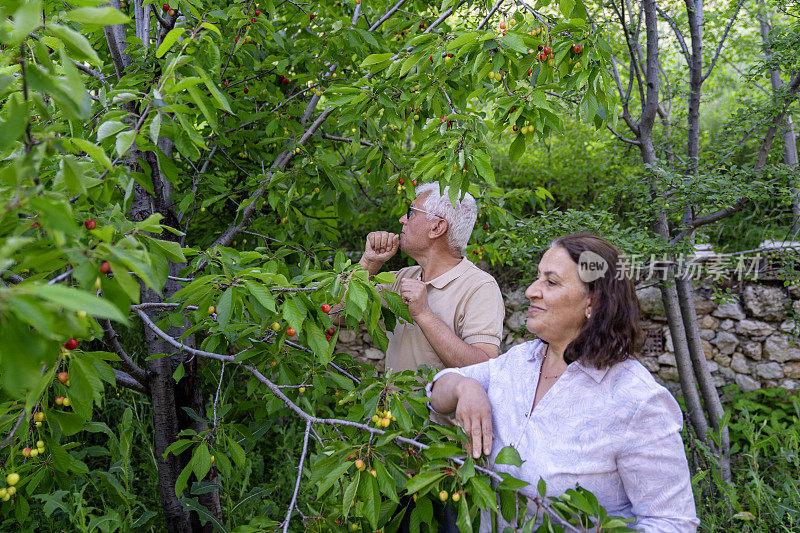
[419,22,425,28]
[243,87,249,94]
[539,53,547,62]
[63,339,78,351]
[573,44,583,53]
[282,78,290,84]
[254,9,260,15]
[543,46,551,55]
[162,4,169,11]
[537,45,543,51]
[528,68,533,75]
[412,179,418,186]
[223,80,229,87]
[235,37,239,42]
[326,334,332,341]
[321,304,331,313]
[328,327,335,335]
[483,224,489,230]
[512,125,518,131]
[58,371,69,384]
[399,177,404,184]
[84,219,96,230]
[429,55,433,62]
[472,249,479,255]
[251,17,256,23]
[286,327,296,337]
[310,13,316,20]
[100,262,111,274]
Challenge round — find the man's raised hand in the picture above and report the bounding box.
[362,231,399,270]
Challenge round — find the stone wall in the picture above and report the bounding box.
[335,282,800,393]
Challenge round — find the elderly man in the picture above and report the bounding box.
[358,182,505,374]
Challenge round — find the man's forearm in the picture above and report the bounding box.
[358,255,384,277]
[414,311,497,367]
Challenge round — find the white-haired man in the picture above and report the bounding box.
[359,182,505,374]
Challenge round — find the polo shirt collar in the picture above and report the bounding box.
[527,339,610,383]
[425,257,473,289]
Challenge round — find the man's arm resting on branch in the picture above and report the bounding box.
[414,310,499,367]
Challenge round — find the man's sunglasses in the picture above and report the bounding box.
[407,205,445,220]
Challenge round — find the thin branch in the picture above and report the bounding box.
[669,198,750,244]
[282,419,311,533]
[0,409,27,451]
[654,4,691,63]
[114,369,149,393]
[606,124,641,145]
[351,2,362,26]
[212,362,225,429]
[47,269,73,285]
[702,0,746,82]
[321,133,375,147]
[369,0,408,31]
[100,319,150,388]
[477,0,506,30]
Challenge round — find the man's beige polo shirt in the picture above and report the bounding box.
[381,257,505,374]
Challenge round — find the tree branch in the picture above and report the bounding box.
[369,0,408,31]
[282,420,311,532]
[0,409,27,452]
[755,72,800,169]
[477,0,506,30]
[114,369,149,394]
[606,124,641,145]
[654,4,691,63]
[702,0,746,82]
[100,319,150,389]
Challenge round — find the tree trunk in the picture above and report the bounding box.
[758,2,800,234]
[675,276,731,480]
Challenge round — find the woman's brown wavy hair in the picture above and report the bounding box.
[550,233,641,369]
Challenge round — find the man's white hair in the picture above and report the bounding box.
[415,182,477,253]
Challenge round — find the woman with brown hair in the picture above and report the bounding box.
[428,233,698,531]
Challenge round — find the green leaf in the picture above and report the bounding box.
[156,28,186,58]
[361,53,394,67]
[383,290,412,323]
[200,22,222,37]
[228,437,246,468]
[359,472,381,529]
[404,472,445,495]
[373,272,396,285]
[7,1,42,46]
[0,97,28,152]
[148,237,186,263]
[47,24,103,66]
[216,287,235,328]
[282,296,306,333]
[342,473,360,517]
[71,138,112,170]
[472,149,495,185]
[191,443,213,483]
[187,85,218,132]
[115,130,136,157]
[508,133,526,161]
[29,285,128,323]
[559,0,575,18]
[243,281,276,313]
[304,322,333,364]
[495,446,523,467]
[63,7,131,25]
[467,477,496,510]
[173,362,185,383]
[372,460,399,503]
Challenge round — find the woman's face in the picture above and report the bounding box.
[524,246,592,347]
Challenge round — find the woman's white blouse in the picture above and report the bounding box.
[428,339,699,532]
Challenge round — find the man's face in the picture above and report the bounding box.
[398,192,435,255]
